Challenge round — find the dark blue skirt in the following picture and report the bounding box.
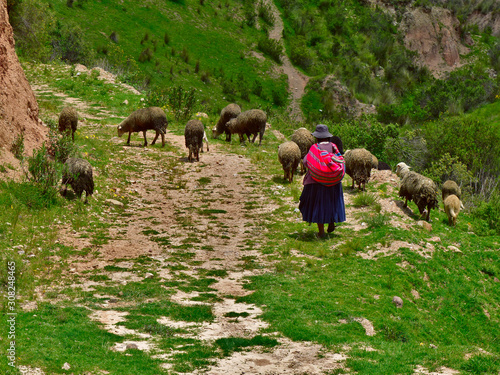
[299,182,346,224]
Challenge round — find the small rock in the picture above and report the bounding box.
[122,99,129,105]
[62,362,71,370]
[106,199,124,207]
[126,343,138,350]
[144,272,154,279]
[411,290,420,299]
[374,295,380,300]
[448,246,462,254]
[429,344,438,349]
[392,296,403,308]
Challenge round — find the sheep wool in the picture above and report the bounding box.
[184,119,205,162]
[442,180,461,201]
[62,158,94,203]
[213,103,241,142]
[58,106,78,141]
[444,194,461,226]
[291,128,315,174]
[344,148,375,190]
[117,107,168,147]
[396,162,439,222]
[278,141,301,183]
[227,109,267,145]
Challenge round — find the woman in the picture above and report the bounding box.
[299,124,346,238]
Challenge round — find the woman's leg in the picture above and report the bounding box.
[317,223,326,238]
[327,222,335,233]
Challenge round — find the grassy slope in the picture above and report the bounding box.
[43,0,288,114]
[0,61,499,374]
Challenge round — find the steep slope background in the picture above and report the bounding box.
[0,0,46,177]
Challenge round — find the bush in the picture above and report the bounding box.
[46,119,79,163]
[10,132,25,161]
[257,37,282,64]
[51,20,95,65]
[9,0,55,62]
[26,144,59,198]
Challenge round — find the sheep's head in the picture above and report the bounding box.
[212,126,221,139]
[117,124,125,137]
[395,162,410,178]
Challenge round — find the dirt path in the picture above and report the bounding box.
[262,0,309,123]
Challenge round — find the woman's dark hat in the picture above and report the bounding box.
[311,124,332,139]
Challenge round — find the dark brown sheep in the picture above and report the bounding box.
[61,158,94,203]
[212,103,241,142]
[184,119,204,162]
[58,107,78,141]
[117,107,168,147]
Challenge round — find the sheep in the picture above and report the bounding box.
[117,107,168,147]
[58,106,78,141]
[343,148,375,191]
[444,194,461,226]
[227,109,267,145]
[212,103,241,142]
[396,162,439,222]
[442,180,461,201]
[61,157,94,203]
[199,131,209,153]
[290,128,315,174]
[184,119,205,162]
[330,135,344,155]
[278,141,301,183]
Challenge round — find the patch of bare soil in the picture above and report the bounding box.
[48,130,352,373]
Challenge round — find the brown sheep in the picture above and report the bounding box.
[227,109,267,145]
[290,128,315,174]
[117,107,168,147]
[61,158,94,203]
[212,103,241,142]
[58,107,78,141]
[184,120,205,162]
[444,194,461,226]
[278,141,301,183]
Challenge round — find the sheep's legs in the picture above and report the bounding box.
[127,131,132,145]
[151,131,159,145]
[142,131,148,147]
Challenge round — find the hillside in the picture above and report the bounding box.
[1,1,500,374]
[0,57,499,375]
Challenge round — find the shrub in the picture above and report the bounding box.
[26,144,59,198]
[257,37,282,64]
[167,85,197,121]
[9,0,55,62]
[46,120,79,163]
[10,132,25,161]
[138,48,154,62]
[51,20,95,65]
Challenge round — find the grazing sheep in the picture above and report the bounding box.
[444,194,461,226]
[117,107,168,147]
[278,141,301,183]
[396,162,439,222]
[61,158,94,203]
[227,109,267,145]
[58,106,78,141]
[330,135,344,155]
[184,119,205,162]
[442,180,461,201]
[290,128,315,174]
[212,103,241,142]
[344,148,375,191]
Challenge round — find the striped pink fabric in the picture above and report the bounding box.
[305,143,345,186]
